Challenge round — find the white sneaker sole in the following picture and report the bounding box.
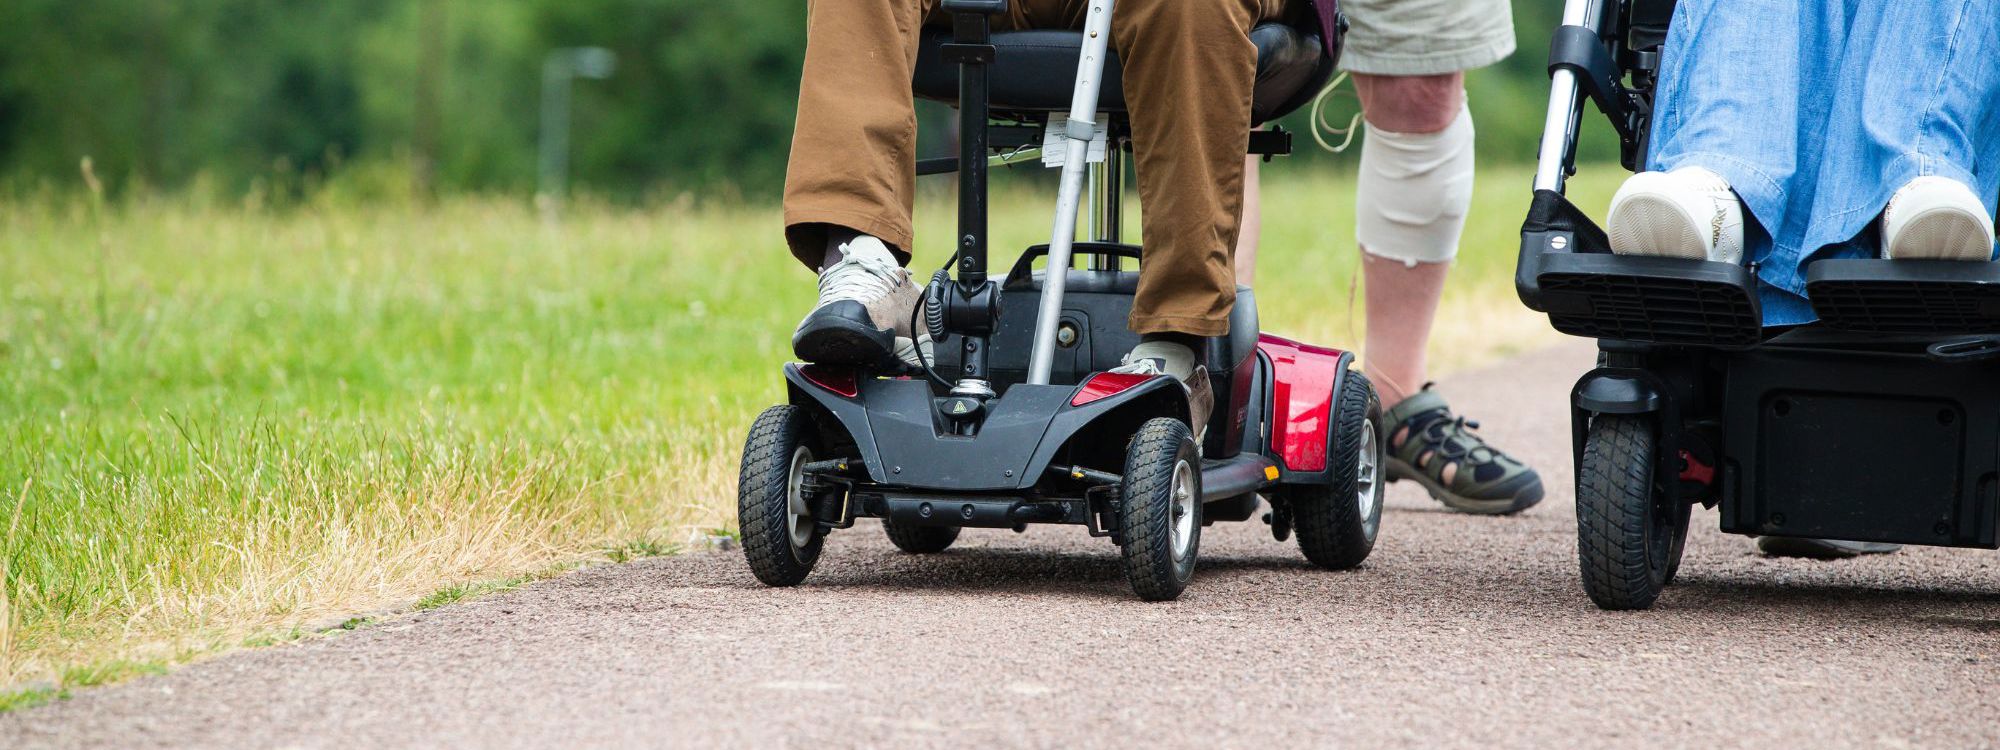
[1608,193,1711,261]
[1883,206,1994,261]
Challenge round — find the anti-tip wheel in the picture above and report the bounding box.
[1576,414,1690,610]
[1118,417,1202,601]
[1290,369,1385,570]
[737,405,826,586]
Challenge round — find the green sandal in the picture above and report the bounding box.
[1383,385,1544,515]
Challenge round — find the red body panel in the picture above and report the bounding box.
[799,365,860,399]
[1257,334,1350,473]
[1071,372,1154,406]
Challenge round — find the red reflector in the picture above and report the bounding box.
[1071,372,1152,406]
[800,365,859,398]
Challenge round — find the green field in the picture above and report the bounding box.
[0,164,1618,691]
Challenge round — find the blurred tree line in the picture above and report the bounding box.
[0,0,1611,200]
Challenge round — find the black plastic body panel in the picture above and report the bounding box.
[1573,333,2000,550]
[1719,340,2000,548]
[934,245,1261,459]
[786,364,1187,492]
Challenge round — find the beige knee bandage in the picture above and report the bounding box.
[1355,102,1475,266]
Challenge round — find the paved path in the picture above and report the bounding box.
[7,342,1997,749]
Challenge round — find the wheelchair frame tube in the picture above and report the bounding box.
[1532,0,1604,194]
[1028,0,1116,386]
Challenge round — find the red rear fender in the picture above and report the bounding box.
[1257,334,1353,474]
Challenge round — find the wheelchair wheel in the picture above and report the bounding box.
[882,520,959,554]
[1576,414,1690,610]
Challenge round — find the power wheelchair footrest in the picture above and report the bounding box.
[1805,259,2000,334]
[1518,188,1763,347]
[1537,254,1763,347]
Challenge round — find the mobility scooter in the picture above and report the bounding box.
[738,0,1383,600]
[1519,0,2000,610]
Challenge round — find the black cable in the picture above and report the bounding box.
[909,292,955,390]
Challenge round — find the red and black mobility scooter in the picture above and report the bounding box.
[1521,0,2000,610]
[737,0,1382,600]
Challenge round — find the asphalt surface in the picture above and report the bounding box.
[7,341,1998,749]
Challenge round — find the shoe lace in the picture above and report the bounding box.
[1110,354,1166,376]
[1416,413,1499,466]
[818,244,904,303]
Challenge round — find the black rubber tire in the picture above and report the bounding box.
[1291,370,1385,570]
[1118,418,1203,601]
[882,521,960,554]
[738,405,824,587]
[1576,414,1689,610]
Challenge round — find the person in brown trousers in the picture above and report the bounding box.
[785,0,1289,391]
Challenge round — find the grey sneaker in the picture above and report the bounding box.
[1383,385,1544,515]
[792,236,924,371]
[1756,536,1902,560]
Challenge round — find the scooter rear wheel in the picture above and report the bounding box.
[1291,370,1384,570]
[883,521,960,554]
[738,405,825,587]
[1118,418,1202,601]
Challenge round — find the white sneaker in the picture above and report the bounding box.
[791,236,924,369]
[1111,340,1198,382]
[1111,341,1212,442]
[1606,167,1745,265]
[1881,176,1995,261]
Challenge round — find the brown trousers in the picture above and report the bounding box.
[783,0,1288,336]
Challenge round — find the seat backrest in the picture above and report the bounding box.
[911,20,1335,126]
[1626,0,1676,53]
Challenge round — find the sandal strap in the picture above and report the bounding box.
[1383,386,1451,429]
[1387,389,1521,486]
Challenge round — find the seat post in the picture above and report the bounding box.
[939,0,1010,398]
[1087,144,1124,270]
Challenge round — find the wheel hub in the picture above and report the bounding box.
[1169,459,1196,562]
[1356,418,1380,520]
[785,446,816,550]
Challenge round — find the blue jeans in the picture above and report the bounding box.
[1647,0,2000,325]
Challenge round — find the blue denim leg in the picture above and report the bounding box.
[1801,0,2000,270]
[1646,0,2000,326]
[1646,0,1834,325]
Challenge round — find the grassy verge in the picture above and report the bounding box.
[0,164,1620,690]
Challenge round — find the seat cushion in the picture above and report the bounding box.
[912,21,1334,126]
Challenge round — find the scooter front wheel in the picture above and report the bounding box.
[1118,418,1202,601]
[738,405,825,586]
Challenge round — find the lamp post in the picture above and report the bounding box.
[538,47,617,205]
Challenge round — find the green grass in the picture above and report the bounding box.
[0,163,1621,690]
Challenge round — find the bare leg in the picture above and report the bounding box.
[1352,72,1462,406]
[1236,156,1261,286]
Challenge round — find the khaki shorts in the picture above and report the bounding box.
[1337,0,1516,75]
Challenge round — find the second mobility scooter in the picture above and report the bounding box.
[1519,0,2000,610]
[738,0,1383,600]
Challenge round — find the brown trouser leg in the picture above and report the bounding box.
[783,0,1286,336]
